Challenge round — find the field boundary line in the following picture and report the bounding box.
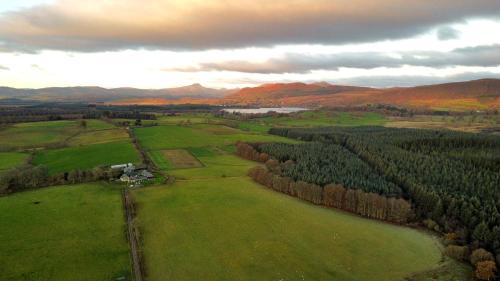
[122,189,145,281]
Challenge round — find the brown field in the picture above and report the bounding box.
[386,115,499,133]
[162,149,203,169]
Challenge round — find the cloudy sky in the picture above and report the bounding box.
[1,0,500,89]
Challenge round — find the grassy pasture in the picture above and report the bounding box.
[407,259,473,281]
[82,119,116,130]
[0,119,116,149]
[257,111,387,128]
[33,141,141,174]
[134,176,442,281]
[0,183,131,281]
[170,153,257,179]
[156,113,217,125]
[0,152,29,170]
[0,120,79,149]
[135,124,296,151]
[68,128,129,146]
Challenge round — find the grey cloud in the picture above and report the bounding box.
[437,26,460,40]
[171,45,500,74]
[0,0,500,52]
[0,65,9,70]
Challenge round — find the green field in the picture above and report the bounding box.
[0,121,79,149]
[0,120,116,149]
[68,128,129,146]
[0,183,131,281]
[256,111,387,128]
[407,259,473,281]
[0,152,29,170]
[33,141,141,174]
[135,124,295,152]
[133,153,442,281]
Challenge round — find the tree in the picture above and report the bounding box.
[135,119,142,126]
[265,159,280,174]
[473,222,491,245]
[475,260,496,281]
[470,248,494,266]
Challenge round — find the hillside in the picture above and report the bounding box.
[0,84,233,103]
[222,79,500,110]
[1,79,499,110]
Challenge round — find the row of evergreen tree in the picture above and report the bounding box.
[236,142,411,223]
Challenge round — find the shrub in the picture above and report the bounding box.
[444,245,469,261]
[475,260,497,281]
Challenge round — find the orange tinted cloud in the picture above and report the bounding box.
[1,0,500,52]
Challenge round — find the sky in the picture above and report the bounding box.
[0,0,500,89]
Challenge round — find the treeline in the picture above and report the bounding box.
[0,165,122,195]
[325,104,499,117]
[236,142,411,224]
[83,110,156,120]
[268,126,500,278]
[248,166,411,223]
[214,110,289,120]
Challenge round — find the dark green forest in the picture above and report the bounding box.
[257,142,400,196]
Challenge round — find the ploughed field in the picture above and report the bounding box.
[132,123,444,281]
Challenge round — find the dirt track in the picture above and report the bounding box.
[122,189,144,281]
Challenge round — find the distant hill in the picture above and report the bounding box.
[223,82,371,105]
[222,79,500,110]
[1,79,499,110]
[0,84,233,103]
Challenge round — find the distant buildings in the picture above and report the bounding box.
[112,163,154,187]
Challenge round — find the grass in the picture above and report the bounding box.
[82,119,116,130]
[33,141,141,174]
[256,111,387,128]
[133,176,442,281]
[406,259,473,281]
[68,128,129,146]
[0,152,29,170]
[0,119,116,149]
[170,153,257,179]
[156,113,218,125]
[0,183,131,281]
[135,124,296,151]
[132,122,445,280]
[0,120,79,149]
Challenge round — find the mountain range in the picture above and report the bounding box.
[0,83,233,103]
[1,79,499,110]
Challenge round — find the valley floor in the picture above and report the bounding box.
[0,111,484,280]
